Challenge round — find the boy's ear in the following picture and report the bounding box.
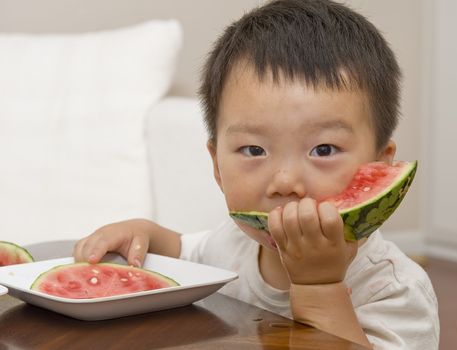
[207,140,224,192]
[377,140,397,164]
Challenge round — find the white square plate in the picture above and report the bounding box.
[0,254,238,321]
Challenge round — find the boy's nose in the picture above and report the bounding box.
[266,168,306,199]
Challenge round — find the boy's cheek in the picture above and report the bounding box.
[221,184,259,210]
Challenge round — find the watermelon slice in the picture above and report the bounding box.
[31,263,179,299]
[0,241,34,266]
[230,160,417,241]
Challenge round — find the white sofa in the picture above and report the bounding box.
[25,96,228,260]
[145,97,227,234]
[0,20,227,248]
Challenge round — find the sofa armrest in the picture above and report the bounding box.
[145,97,227,234]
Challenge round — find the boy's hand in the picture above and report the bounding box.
[73,219,151,267]
[268,198,357,285]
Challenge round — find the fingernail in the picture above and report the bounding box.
[134,259,142,268]
[88,254,96,263]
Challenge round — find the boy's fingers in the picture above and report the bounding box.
[73,237,103,263]
[73,238,87,262]
[347,241,358,261]
[282,201,302,246]
[318,202,343,242]
[127,235,149,267]
[297,198,321,244]
[79,235,111,263]
[268,207,287,250]
[87,247,107,264]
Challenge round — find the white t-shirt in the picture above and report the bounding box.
[180,219,439,350]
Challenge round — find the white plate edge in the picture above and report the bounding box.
[0,255,239,304]
[0,284,8,295]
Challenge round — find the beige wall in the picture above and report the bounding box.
[0,0,264,96]
[0,0,426,236]
[342,1,425,233]
[423,0,457,259]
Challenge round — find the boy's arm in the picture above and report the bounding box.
[290,283,372,348]
[268,201,372,348]
[73,218,181,266]
[143,219,181,257]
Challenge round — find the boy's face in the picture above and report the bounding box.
[208,63,395,250]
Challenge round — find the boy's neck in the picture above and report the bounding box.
[258,246,291,290]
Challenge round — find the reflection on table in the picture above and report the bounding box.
[0,292,369,349]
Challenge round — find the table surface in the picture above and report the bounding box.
[0,291,369,350]
[1,241,369,349]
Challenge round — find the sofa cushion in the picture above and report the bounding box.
[146,97,228,233]
[0,20,182,244]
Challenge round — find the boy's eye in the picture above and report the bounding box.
[309,144,339,157]
[239,145,266,157]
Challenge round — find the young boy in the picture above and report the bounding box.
[74,0,439,348]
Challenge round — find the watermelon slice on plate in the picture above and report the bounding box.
[31,262,179,299]
[0,254,237,320]
[230,160,417,241]
[0,241,34,266]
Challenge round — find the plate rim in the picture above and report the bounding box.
[0,254,238,304]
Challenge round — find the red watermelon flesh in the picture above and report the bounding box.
[324,161,406,210]
[31,263,179,299]
[229,160,417,240]
[0,241,34,266]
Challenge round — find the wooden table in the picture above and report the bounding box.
[0,292,368,350]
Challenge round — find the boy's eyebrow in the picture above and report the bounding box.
[225,119,354,135]
[225,123,268,135]
[307,120,354,133]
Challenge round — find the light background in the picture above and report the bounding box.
[0,0,454,259]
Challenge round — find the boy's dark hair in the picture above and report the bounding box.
[199,0,401,151]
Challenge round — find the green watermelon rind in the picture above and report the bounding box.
[229,160,417,241]
[230,211,269,232]
[30,262,180,292]
[0,241,34,265]
[341,160,417,240]
[338,161,417,215]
